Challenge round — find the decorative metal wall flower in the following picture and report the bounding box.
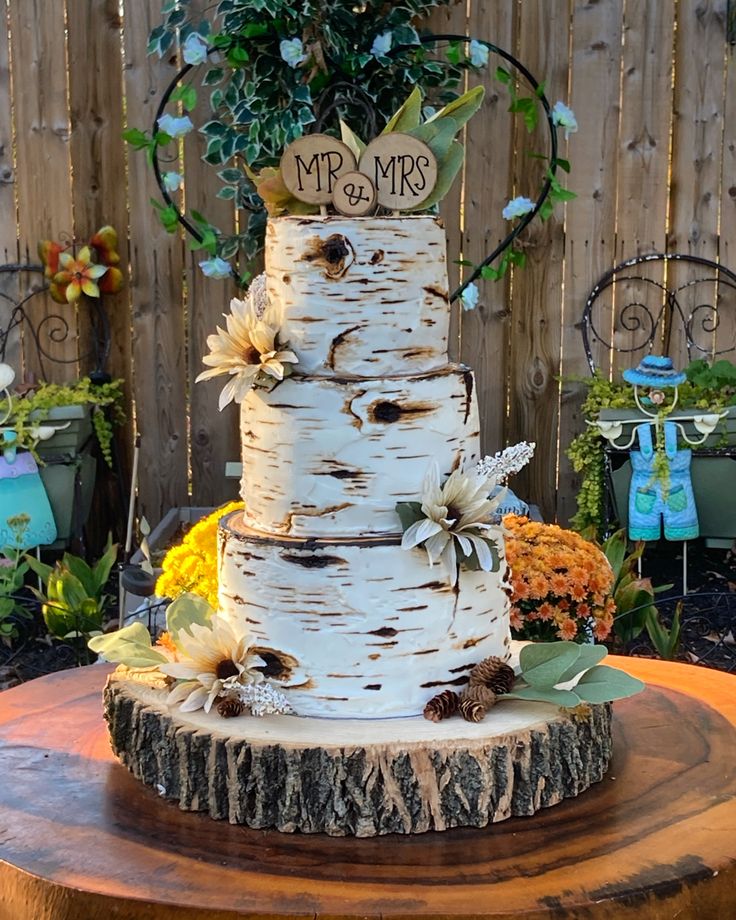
[37,226,124,305]
[196,296,298,410]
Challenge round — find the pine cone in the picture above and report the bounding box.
[459,695,486,723]
[217,696,245,718]
[462,684,497,710]
[423,689,460,722]
[469,656,516,695]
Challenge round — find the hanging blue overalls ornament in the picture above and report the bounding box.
[0,363,58,550]
[621,356,698,543]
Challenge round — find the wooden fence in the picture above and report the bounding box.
[1,0,735,527]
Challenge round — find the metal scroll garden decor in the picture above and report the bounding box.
[140,29,564,303]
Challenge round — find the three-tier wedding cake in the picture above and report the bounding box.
[217,214,511,718]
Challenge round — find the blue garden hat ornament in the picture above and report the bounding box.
[622,355,686,388]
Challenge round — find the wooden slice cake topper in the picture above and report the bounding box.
[332,171,377,217]
[281,135,357,205]
[358,133,438,211]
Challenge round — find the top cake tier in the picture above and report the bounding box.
[266,215,450,378]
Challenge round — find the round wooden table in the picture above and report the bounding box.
[0,658,734,920]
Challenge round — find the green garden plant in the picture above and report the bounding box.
[0,378,125,466]
[26,540,118,643]
[0,514,34,643]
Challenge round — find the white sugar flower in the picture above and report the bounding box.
[468,39,489,68]
[475,442,536,484]
[502,196,535,220]
[371,32,392,58]
[196,298,298,410]
[182,31,208,65]
[199,257,232,279]
[162,171,183,192]
[400,462,503,586]
[157,113,194,138]
[460,282,479,312]
[552,101,578,139]
[161,614,262,714]
[280,37,306,68]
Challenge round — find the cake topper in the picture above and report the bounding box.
[332,171,377,217]
[358,134,437,210]
[281,135,357,205]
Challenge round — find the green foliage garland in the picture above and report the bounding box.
[0,379,125,466]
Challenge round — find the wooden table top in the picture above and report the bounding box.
[0,658,735,920]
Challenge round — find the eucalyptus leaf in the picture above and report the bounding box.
[556,643,608,684]
[88,622,168,668]
[503,686,582,707]
[408,118,457,162]
[519,641,582,688]
[574,665,645,703]
[165,592,215,644]
[407,138,464,211]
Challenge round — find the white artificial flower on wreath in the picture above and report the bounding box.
[460,282,480,312]
[468,39,489,68]
[157,113,194,138]
[280,37,306,68]
[162,171,183,193]
[400,462,503,586]
[370,32,392,58]
[161,614,262,714]
[0,362,15,392]
[182,31,208,65]
[199,257,232,279]
[196,297,298,410]
[502,196,535,220]
[551,101,578,139]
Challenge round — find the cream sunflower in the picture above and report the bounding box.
[196,296,298,410]
[399,462,503,585]
[160,614,262,713]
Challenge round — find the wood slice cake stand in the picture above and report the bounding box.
[103,671,612,837]
[1,658,735,920]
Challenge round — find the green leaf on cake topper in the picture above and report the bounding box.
[88,622,168,668]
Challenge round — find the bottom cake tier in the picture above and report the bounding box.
[218,511,511,718]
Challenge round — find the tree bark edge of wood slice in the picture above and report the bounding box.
[103,674,613,837]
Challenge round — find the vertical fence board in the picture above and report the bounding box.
[460,3,515,458]
[8,0,76,383]
[67,0,131,388]
[122,0,188,524]
[667,0,726,364]
[0,3,19,373]
[183,8,240,507]
[557,0,624,525]
[718,43,736,359]
[428,1,467,362]
[507,0,568,521]
[613,0,675,377]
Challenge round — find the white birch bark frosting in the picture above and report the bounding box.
[218,512,511,719]
[240,364,480,537]
[265,215,450,377]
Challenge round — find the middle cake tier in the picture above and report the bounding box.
[240,364,480,537]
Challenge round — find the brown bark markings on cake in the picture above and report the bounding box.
[325,323,363,370]
[301,234,355,279]
[103,676,613,836]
